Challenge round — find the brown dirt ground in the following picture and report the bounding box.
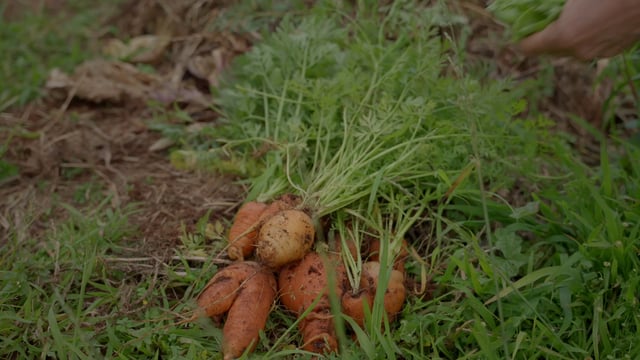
[1,0,636,259]
[0,95,246,255]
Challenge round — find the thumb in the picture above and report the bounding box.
[518,21,567,56]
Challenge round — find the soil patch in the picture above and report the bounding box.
[0,100,244,257]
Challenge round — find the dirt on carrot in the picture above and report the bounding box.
[339,237,408,328]
[227,201,268,261]
[195,261,276,360]
[278,251,345,354]
[359,261,406,321]
[256,209,315,269]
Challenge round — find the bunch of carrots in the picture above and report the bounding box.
[191,194,409,359]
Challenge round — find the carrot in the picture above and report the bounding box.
[257,194,301,223]
[341,289,373,327]
[227,201,268,261]
[195,261,276,360]
[258,199,290,221]
[335,234,408,327]
[300,310,339,353]
[367,238,409,272]
[359,261,406,320]
[278,252,345,354]
[341,258,406,328]
[223,264,277,359]
[341,264,406,326]
[331,231,360,259]
[256,209,315,269]
[227,194,301,261]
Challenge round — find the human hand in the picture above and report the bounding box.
[519,0,640,60]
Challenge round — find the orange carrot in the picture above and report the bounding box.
[197,262,259,317]
[341,289,373,328]
[331,231,360,260]
[222,263,276,359]
[227,194,302,261]
[359,261,406,321]
[300,311,339,353]
[367,238,409,272]
[227,201,268,261]
[258,199,289,221]
[332,234,408,327]
[195,261,276,360]
[257,194,301,223]
[341,258,407,328]
[278,252,345,354]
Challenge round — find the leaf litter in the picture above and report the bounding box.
[0,0,258,260]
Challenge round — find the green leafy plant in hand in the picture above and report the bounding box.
[488,0,566,40]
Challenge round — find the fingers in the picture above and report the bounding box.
[516,0,640,61]
[518,21,567,57]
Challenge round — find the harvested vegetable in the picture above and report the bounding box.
[341,288,372,327]
[488,0,565,40]
[368,238,409,272]
[227,201,268,261]
[279,252,345,354]
[360,261,406,321]
[196,261,277,360]
[341,248,407,327]
[332,231,361,260]
[227,195,301,261]
[341,262,406,326]
[256,209,315,268]
[196,262,256,317]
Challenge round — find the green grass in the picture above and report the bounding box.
[1,0,639,359]
[0,0,113,111]
[0,194,235,359]
[1,196,133,358]
[599,45,640,135]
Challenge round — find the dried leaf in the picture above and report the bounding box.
[148,137,175,152]
[103,35,171,63]
[149,86,211,108]
[186,48,226,86]
[186,55,216,81]
[45,60,162,104]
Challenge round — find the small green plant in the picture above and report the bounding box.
[488,0,565,40]
[71,179,104,204]
[598,45,640,133]
[0,145,19,183]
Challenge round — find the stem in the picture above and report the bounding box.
[621,53,640,109]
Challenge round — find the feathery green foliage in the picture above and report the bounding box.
[488,0,565,40]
